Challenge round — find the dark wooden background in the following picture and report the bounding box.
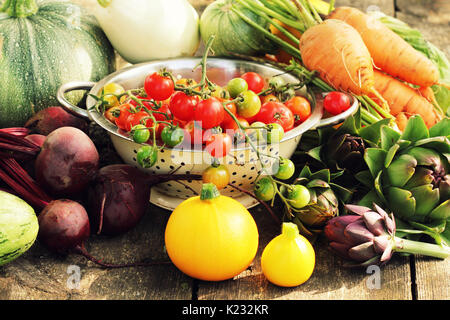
[0,0,448,300]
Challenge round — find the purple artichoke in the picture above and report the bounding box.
[324,203,450,267]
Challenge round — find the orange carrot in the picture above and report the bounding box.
[395,112,409,132]
[299,19,376,96]
[328,7,440,88]
[372,70,439,128]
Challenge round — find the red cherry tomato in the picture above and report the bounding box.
[205,133,232,158]
[130,95,153,109]
[153,103,173,122]
[114,103,134,130]
[169,91,199,122]
[144,72,174,101]
[221,117,249,131]
[222,117,249,142]
[104,105,120,124]
[256,101,295,131]
[241,72,265,94]
[183,120,207,146]
[194,97,225,129]
[323,92,351,115]
[285,96,312,125]
[220,99,237,125]
[125,111,155,132]
[260,94,279,104]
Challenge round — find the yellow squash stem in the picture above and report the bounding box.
[282,222,301,239]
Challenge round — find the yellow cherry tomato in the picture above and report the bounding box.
[100,82,125,108]
[210,85,230,100]
[261,222,315,287]
[202,164,230,190]
[176,78,197,88]
[165,184,259,281]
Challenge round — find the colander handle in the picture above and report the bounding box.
[56,81,96,120]
[313,94,359,129]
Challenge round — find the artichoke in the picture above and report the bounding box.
[357,116,450,244]
[324,203,450,267]
[303,108,389,167]
[330,134,367,170]
[283,166,353,239]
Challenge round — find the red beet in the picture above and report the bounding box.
[88,165,151,236]
[37,198,169,268]
[88,164,202,236]
[0,158,169,269]
[38,200,90,253]
[35,127,99,196]
[25,106,88,135]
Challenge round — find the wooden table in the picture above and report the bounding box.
[0,0,449,302]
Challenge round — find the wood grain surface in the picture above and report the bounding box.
[0,0,448,301]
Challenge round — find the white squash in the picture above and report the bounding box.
[92,0,200,63]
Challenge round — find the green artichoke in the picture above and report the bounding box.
[283,166,353,239]
[303,108,390,174]
[358,116,450,244]
[325,133,368,173]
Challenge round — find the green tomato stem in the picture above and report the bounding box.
[220,99,295,212]
[126,90,158,148]
[228,183,280,224]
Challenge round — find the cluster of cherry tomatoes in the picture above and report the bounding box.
[100,69,316,161]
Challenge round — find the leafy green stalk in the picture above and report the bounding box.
[230,0,389,126]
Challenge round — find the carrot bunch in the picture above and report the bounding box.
[231,0,446,130]
[327,6,444,130]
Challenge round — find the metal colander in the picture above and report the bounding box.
[57,57,358,210]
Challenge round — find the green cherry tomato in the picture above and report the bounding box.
[227,78,248,98]
[132,124,151,144]
[285,185,310,209]
[161,125,184,147]
[269,76,285,91]
[136,145,158,168]
[248,121,267,143]
[266,123,285,144]
[236,90,261,119]
[254,177,276,202]
[274,157,295,180]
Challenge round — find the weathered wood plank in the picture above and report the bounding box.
[335,0,395,16]
[197,205,412,300]
[0,205,193,300]
[414,256,450,300]
[396,0,450,23]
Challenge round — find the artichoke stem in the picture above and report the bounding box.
[393,237,450,260]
